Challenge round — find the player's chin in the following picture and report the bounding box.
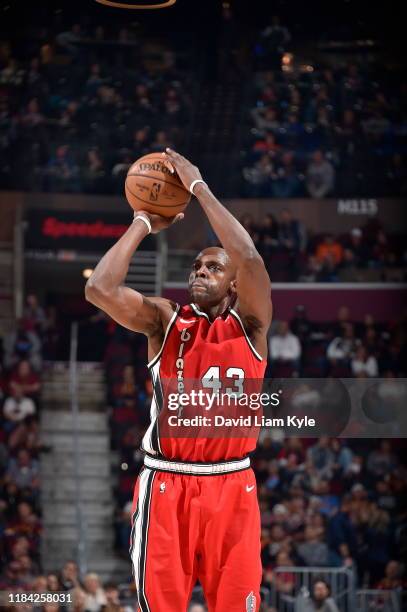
[189,285,208,302]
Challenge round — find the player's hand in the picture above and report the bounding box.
[135,210,184,234]
[163,148,203,192]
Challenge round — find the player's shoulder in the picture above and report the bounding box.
[147,296,177,311]
[145,296,178,327]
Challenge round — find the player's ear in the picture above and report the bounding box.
[229,279,237,295]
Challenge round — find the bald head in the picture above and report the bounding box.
[196,247,236,276]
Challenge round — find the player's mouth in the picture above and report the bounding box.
[191,282,207,290]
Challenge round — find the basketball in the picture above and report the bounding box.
[125,153,191,218]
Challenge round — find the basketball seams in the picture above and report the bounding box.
[125,180,188,210]
[127,172,189,192]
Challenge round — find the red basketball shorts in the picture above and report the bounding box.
[130,458,261,612]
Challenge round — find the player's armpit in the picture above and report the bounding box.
[235,254,272,346]
[85,283,172,337]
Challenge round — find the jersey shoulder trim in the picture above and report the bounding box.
[190,302,210,320]
[229,308,264,362]
[147,304,180,369]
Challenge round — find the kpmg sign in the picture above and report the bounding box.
[26,210,155,252]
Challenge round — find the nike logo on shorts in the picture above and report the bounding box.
[246,485,255,492]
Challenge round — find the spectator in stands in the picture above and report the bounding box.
[0,57,24,87]
[367,441,396,479]
[32,575,49,592]
[44,145,81,193]
[253,132,281,155]
[306,151,335,198]
[56,23,82,57]
[82,148,107,194]
[315,235,344,267]
[60,560,80,591]
[4,319,42,371]
[243,154,273,197]
[83,573,107,611]
[251,106,280,132]
[376,560,405,590]
[326,323,359,367]
[301,579,340,612]
[258,16,291,69]
[131,128,150,159]
[269,321,301,372]
[6,448,39,491]
[272,152,302,198]
[103,582,124,612]
[23,294,46,334]
[258,213,279,260]
[290,305,312,344]
[307,438,335,479]
[7,416,41,454]
[47,572,62,591]
[42,305,61,361]
[370,229,393,268]
[351,346,378,377]
[150,130,172,152]
[342,228,368,268]
[71,586,88,612]
[18,554,39,584]
[271,550,296,597]
[297,525,330,566]
[21,98,45,129]
[113,365,137,405]
[278,209,305,253]
[4,501,41,550]
[3,388,36,427]
[9,359,41,401]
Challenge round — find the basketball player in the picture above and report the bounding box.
[85,148,272,612]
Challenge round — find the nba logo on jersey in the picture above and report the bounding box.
[246,591,256,612]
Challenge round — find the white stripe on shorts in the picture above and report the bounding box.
[130,468,155,612]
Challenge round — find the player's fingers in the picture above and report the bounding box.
[165,147,184,162]
[172,212,184,224]
[162,157,175,174]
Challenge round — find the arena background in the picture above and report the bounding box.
[0,1,405,611]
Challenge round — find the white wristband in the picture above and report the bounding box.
[133,214,152,234]
[189,179,206,194]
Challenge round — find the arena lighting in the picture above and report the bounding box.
[82,268,94,279]
[94,0,176,9]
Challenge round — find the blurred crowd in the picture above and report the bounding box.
[267,303,406,379]
[0,13,405,199]
[242,21,406,199]
[0,296,47,599]
[0,23,192,194]
[253,435,406,608]
[1,557,139,612]
[1,292,406,609]
[239,211,405,283]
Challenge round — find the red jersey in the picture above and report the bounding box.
[141,303,266,462]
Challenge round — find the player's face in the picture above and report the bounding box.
[188,248,236,307]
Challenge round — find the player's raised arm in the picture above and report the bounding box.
[165,149,272,349]
[84,211,182,340]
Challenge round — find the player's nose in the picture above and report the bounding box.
[196,266,208,278]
